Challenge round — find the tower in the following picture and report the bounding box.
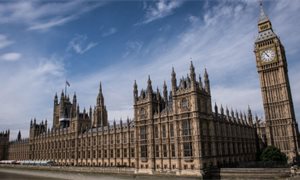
[93,82,108,127]
[254,2,299,160]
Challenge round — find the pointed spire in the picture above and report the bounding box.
[204,68,210,94]
[163,80,168,101]
[199,74,203,90]
[171,67,177,92]
[99,82,102,94]
[73,92,77,103]
[54,93,58,104]
[17,130,21,141]
[97,81,104,106]
[226,106,229,116]
[220,104,224,115]
[147,75,152,92]
[190,61,196,81]
[258,0,269,23]
[214,102,218,114]
[61,89,64,100]
[134,80,138,101]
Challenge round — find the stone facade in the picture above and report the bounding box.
[133,66,256,176]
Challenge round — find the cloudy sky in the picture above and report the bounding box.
[0,0,299,140]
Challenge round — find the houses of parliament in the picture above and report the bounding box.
[0,3,299,177]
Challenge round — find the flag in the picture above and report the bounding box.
[66,81,70,87]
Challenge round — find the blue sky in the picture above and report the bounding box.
[0,0,299,139]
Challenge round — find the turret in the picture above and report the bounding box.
[163,81,168,102]
[171,67,177,93]
[73,92,77,104]
[220,104,224,115]
[147,75,153,94]
[214,103,218,115]
[134,80,138,103]
[54,93,58,105]
[190,61,196,86]
[226,106,229,117]
[89,106,92,120]
[199,74,203,90]
[248,105,253,126]
[97,82,104,106]
[60,90,64,101]
[17,130,21,141]
[204,68,210,95]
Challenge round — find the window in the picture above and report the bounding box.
[141,145,147,158]
[117,134,120,143]
[124,149,127,158]
[163,144,167,157]
[155,145,159,157]
[171,144,175,157]
[117,149,120,158]
[104,150,107,158]
[154,125,159,138]
[123,134,127,143]
[182,119,191,136]
[162,124,166,138]
[110,150,114,158]
[110,135,114,144]
[170,123,174,137]
[140,126,147,140]
[183,142,193,157]
[130,132,134,143]
[98,150,101,158]
[131,148,135,157]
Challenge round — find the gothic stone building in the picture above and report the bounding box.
[1,2,299,177]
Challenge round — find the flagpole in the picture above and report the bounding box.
[65,81,67,96]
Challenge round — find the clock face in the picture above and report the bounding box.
[261,49,275,62]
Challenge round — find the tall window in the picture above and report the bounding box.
[110,149,114,158]
[162,124,166,138]
[140,126,147,140]
[141,145,147,158]
[163,144,167,157]
[131,148,135,157]
[170,123,174,137]
[182,119,191,136]
[98,150,101,158]
[171,144,176,157]
[124,149,127,158]
[155,145,159,157]
[117,149,120,158]
[154,125,159,138]
[183,142,193,157]
[130,132,134,143]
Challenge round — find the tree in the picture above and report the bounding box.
[259,146,287,163]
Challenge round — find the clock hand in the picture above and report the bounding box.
[264,52,269,57]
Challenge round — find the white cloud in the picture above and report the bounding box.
[123,41,143,58]
[101,27,117,37]
[0,55,65,139]
[0,1,106,31]
[0,34,14,49]
[142,0,184,24]
[0,52,22,62]
[67,34,98,55]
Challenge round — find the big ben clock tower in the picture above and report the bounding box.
[254,2,299,161]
